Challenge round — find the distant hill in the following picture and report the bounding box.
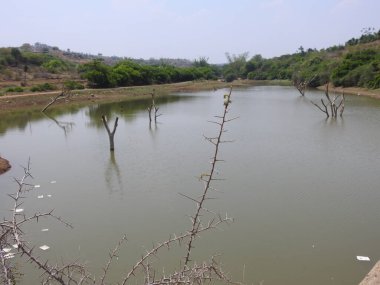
[221,28,380,89]
[0,29,379,92]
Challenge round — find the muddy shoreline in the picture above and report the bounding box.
[0,80,256,112]
[1,80,379,112]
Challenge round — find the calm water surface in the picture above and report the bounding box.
[1,86,380,284]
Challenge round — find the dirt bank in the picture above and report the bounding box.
[0,80,255,112]
[2,80,378,112]
[0,157,11,175]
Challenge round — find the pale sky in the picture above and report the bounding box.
[1,0,379,63]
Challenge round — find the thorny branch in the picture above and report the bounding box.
[183,87,233,265]
[0,161,91,285]
[2,88,239,285]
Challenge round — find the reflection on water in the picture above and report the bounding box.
[1,87,380,285]
[43,112,75,138]
[105,152,123,196]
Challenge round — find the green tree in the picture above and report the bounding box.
[80,59,114,88]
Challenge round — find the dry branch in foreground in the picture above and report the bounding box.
[0,160,92,285]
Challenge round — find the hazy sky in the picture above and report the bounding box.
[1,0,379,63]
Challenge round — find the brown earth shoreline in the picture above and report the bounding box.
[1,80,379,112]
[0,157,11,175]
[0,80,256,112]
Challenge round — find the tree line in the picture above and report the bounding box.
[222,28,380,89]
[1,28,379,90]
[79,59,220,88]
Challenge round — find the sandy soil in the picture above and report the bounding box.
[0,157,11,175]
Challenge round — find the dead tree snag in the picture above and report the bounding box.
[101,115,119,151]
[311,83,345,118]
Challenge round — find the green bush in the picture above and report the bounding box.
[5,86,24,92]
[63,80,85,90]
[30,83,57,92]
[42,59,68,73]
[225,73,237,82]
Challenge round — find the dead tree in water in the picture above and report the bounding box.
[1,88,239,284]
[119,87,236,285]
[42,86,73,112]
[293,74,316,96]
[101,115,119,151]
[311,83,345,118]
[148,90,162,124]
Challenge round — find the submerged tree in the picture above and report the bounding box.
[41,85,74,112]
[147,89,161,124]
[292,73,317,96]
[1,88,239,285]
[101,115,119,151]
[311,83,345,118]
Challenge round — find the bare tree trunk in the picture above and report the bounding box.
[148,89,161,124]
[42,87,72,113]
[102,115,119,151]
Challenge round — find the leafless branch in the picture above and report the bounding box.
[184,87,233,266]
[42,86,73,113]
[310,83,345,118]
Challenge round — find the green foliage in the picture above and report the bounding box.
[223,39,379,89]
[223,52,249,79]
[80,59,218,89]
[5,86,24,92]
[63,80,85,90]
[22,52,53,65]
[30,83,57,92]
[0,48,25,66]
[79,59,115,88]
[42,59,68,73]
[331,49,380,88]
[193,57,210,67]
[346,28,380,46]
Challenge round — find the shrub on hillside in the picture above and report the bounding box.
[30,83,57,92]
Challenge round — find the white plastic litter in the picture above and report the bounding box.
[50,181,57,184]
[39,245,50,251]
[37,195,44,199]
[34,185,41,188]
[41,229,49,232]
[4,253,15,259]
[12,244,18,249]
[15,208,24,213]
[357,256,370,261]
[2,248,12,253]
[47,194,52,198]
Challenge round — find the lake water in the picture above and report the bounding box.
[1,86,380,284]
